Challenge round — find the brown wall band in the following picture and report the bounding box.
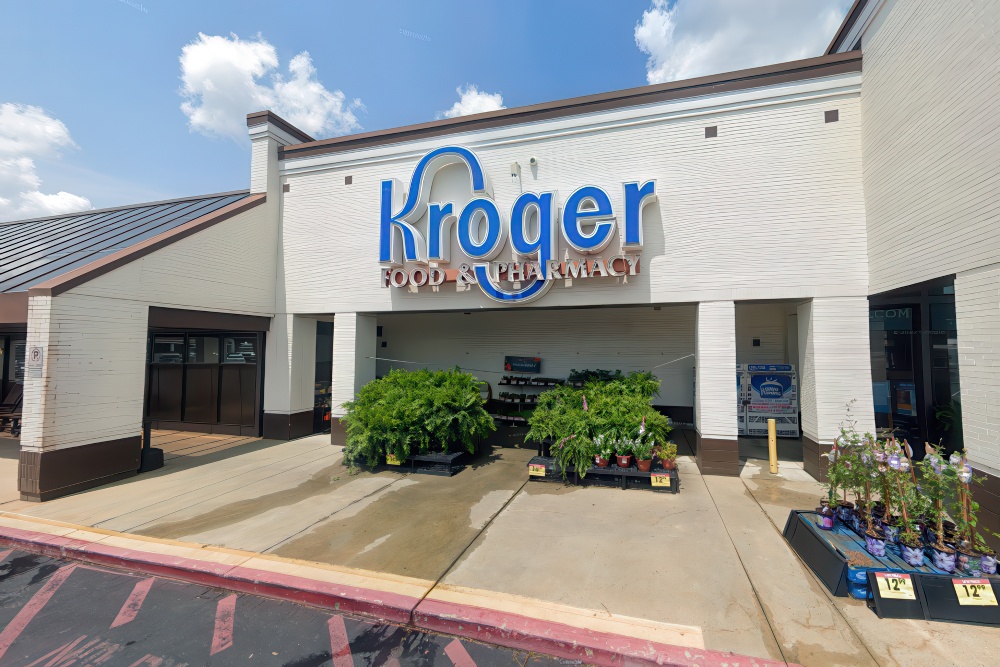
[148,306,271,332]
[0,292,28,325]
[18,436,141,502]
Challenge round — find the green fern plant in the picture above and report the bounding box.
[341,368,495,470]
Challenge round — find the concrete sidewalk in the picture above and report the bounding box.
[0,433,995,666]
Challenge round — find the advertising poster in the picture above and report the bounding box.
[745,364,799,437]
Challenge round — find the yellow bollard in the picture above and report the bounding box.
[768,418,778,474]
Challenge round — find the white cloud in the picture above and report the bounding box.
[439,85,505,119]
[0,103,91,222]
[635,0,852,84]
[179,33,363,142]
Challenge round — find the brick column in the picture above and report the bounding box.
[695,301,739,475]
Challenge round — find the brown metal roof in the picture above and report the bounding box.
[279,51,862,161]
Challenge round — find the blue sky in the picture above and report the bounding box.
[0,0,851,219]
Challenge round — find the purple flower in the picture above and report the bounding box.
[582,395,588,411]
[888,454,901,470]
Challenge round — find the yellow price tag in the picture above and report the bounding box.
[651,473,671,488]
[952,579,998,606]
[528,464,546,477]
[874,572,916,600]
[385,453,402,466]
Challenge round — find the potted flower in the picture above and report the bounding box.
[594,434,612,468]
[615,439,633,468]
[919,444,958,572]
[655,442,678,470]
[633,440,654,472]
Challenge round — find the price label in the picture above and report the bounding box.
[385,454,402,466]
[952,579,998,606]
[651,474,671,488]
[528,464,546,477]
[874,572,916,600]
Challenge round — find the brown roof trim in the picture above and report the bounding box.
[825,0,869,55]
[0,292,28,325]
[28,194,266,299]
[148,306,270,332]
[280,51,862,161]
[246,110,315,144]
[0,189,250,227]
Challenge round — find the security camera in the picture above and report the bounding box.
[528,156,538,167]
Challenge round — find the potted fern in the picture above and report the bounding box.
[341,368,495,470]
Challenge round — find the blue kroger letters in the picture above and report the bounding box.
[379,146,655,303]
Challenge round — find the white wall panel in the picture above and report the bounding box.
[68,203,276,315]
[330,313,376,418]
[376,305,696,408]
[862,0,1000,293]
[955,264,1000,472]
[798,297,875,445]
[263,314,317,414]
[279,77,869,314]
[696,301,737,439]
[735,302,796,365]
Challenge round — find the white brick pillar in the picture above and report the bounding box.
[695,301,739,475]
[330,313,377,445]
[262,314,317,440]
[955,265,1000,474]
[797,297,875,480]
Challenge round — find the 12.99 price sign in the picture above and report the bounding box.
[952,579,998,606]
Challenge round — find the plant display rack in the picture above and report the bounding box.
[527,455,679,493]
[784,510,1000,625]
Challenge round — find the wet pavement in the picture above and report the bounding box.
[3,432,1000,666]
[0,548,562,667]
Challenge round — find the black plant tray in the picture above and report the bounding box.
[383,450,466,476]
[527,456,679,493]
[786,511,1000,624]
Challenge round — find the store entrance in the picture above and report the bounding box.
[145,331,263,436]
[869,278,962,455]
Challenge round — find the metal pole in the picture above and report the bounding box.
[768,418,778,474]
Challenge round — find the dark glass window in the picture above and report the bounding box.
[152,335,184,364]
[222,336,257,364]
[187,336,220,364]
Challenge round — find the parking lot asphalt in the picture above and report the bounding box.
[0,548,562,667]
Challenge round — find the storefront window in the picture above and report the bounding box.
[187,336,220,364]
[151,335,184,364]
[869,278,962,456]
[11,340,26,384]
[222,336,257,363]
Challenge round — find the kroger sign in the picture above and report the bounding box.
[379,146,655,304]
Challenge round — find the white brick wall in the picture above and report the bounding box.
[862,0,1000,293]
[696,301,737,440]
[377,305,697,408]
[279,73,869,314]
[329,313,376,418]
[955,264,1000,471]
[263,314,317,415]
[797,297,875,445]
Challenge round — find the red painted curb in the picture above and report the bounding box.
[0,526,796,667]
[0,527,419,624]
[413,597,794,667]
